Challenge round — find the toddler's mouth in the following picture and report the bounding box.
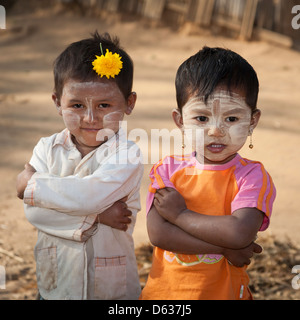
[206,143,226,153]
[82,128,101,132]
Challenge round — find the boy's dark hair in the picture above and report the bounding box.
[53,31,133,100]
[175,46,259,113]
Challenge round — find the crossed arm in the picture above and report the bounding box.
[16,163,134,232]
[147,187,264,267]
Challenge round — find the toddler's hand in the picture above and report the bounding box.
[98,197,132,231]
[223,242,262,268]
[16,163,37,199]
[154,188,187,223]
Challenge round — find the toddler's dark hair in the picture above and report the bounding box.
[175,46,259,113]
[53,31,134,100]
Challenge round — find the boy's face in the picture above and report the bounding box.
[53,79,136,154]
[173,87,260,164]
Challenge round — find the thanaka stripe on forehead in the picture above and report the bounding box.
[184,104,250,115]
[183,93,247,109]
[223,108,250,116]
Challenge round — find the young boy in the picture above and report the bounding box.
[16,32,143,300]
[140,47,276,300]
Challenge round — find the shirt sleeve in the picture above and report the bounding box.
[24,142,144,216]
[231,162,276,231]
[28,137,49,172]
[24,205,98,242]
[146,157,176,214]
[23,138,98,241]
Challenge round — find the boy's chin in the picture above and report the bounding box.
[96,128,118,142]
[198,152,237,165]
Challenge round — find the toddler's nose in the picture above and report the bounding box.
[84,108,97,123]
[208,125,226,137]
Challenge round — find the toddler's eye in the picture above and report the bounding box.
[72,104,84,109]
[196,116,209,122]
[226,116,238,122]
[99,103,109,109]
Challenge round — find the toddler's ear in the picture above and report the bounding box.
[52,93,62,115]
[172,109,184,130]
[250,109,261,129]
[125,92,137,115]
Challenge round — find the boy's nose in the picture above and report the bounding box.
[208,125,226,137]
[84,108,97,123]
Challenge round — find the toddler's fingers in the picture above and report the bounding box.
[123,217,131,225]
[156,189,167,196]
[153,198,159,207]
[121,223,128,231]
[116,200,128,209]
[119,196,128,202]
[154,192,162,202]
[124,209,132,217]
[252,242,263,254]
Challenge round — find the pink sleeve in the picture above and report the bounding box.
[231,163,276,231]
[146,157,177,214]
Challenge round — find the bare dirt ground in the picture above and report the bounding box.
[0,4,299,300]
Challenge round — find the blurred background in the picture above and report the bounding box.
[0,0,299,299]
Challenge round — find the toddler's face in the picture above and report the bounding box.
[174,88,260,164]
[53,79,135,153]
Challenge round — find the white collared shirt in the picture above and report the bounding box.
[23,128,143,300]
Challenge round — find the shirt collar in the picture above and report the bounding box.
[52,127,127,151]
[193,152,242,171]
[53,128,74,150]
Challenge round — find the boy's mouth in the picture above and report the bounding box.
[206,143,226,153]
[81,128,101,132]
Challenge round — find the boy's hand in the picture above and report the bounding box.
[154,188,187,223]
[16,163,36,199]
[98,197,132,231]
[223,242,262,268]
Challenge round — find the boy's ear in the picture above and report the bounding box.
[172,109,184,130]
[52,93,62,115]
[250,109,261,131]
[125,92,137,115]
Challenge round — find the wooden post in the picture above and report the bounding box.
[202,0,215,26]
[142,0,166,19]
[188,0,215,26]
[240,0,258,40]
[194,0,208,24]
[104,0,120,12]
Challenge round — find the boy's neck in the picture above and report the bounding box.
[196,152,238,165]
[71,135,103,158]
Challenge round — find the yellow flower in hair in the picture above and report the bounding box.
[92,49,123,79]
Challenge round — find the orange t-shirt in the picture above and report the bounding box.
[140,153,276,300]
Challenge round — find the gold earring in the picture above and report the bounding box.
[249,136,253,149]
[182,132,186,150]
[249,128,254,149]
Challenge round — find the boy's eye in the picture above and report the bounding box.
[72,104,84,109]
[226,116,238,122]
[99,103,109,109]
[196,116,209,122]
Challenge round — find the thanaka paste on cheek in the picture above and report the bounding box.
[59,80,128,155]
[96,111,124,142]
[61,110,80,131]
[181,91,252,164]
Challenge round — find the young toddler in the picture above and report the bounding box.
[17,31,143,300]
[140,46,276,300]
